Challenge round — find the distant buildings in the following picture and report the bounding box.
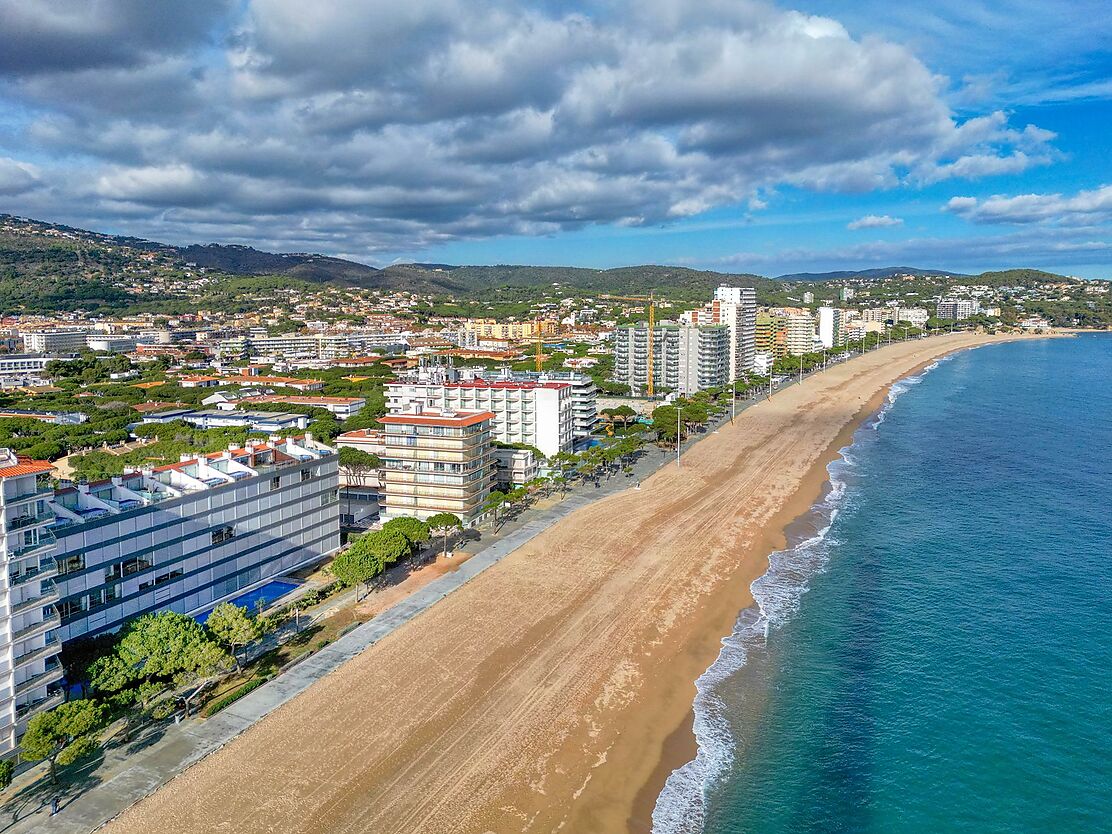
[217,332,409,361]
[784,313,817,356]
[802,291,815,304]
[459,319,557,343]
[21,328,91,353]
[380,406,494,523]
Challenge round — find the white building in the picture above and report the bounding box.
[385,378,574,458]
[0,355,62,376]
[218,332,409,361]
[50,435,340,643]
[784,314,817,356]
[21,329,91,354]
[613,323,730,396]
[817,307,836,349]
[936,298,981,320]
[681,285,758,379]
[0,452,63,756]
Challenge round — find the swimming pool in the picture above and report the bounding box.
[195,579,300,623]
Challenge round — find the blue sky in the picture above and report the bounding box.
[1,0,1109,277]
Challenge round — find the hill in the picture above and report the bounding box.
[776,266,972,281]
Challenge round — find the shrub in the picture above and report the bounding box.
[202,678,266,717]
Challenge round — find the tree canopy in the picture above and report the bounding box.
[205,603,260,668]
[21,700,109,785]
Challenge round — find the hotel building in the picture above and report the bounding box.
[612,323,731,395]
[684,286,758,379]
[380,406,495,523]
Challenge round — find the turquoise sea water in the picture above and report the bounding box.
[653,334,1112,834]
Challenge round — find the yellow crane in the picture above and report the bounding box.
[534,318,544,371]
[602,292,656,397]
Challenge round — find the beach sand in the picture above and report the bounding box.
[100,333,1045,834]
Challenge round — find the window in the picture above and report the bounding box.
[121,555,152,576]
[211,525,236,545]
[271,476,281,490]
[300,469,312,482]
[58,553,85,576]
[105,563,123,582]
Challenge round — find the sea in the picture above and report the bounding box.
[653,333,1112,834]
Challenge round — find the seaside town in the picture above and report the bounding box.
[0,212,1104,830]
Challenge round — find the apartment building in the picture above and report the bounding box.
[385,378,574,458]
[380,406,494,523]
[935,298,981,320]
[0,355,63,375]
[495,369,599,441]
[0,452,63,756]
[784,313,817,356]
[21,328,91,353]
[217,332,409,361]
[460,319,557,342]
[818,307,837,349]
[683,286,758,380]
[50,435,340,643]
[756,311,788,361]
[612,323,730,395]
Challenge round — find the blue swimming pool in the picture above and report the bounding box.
[195,579,300,623]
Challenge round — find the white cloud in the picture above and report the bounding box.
[945,184,1112,225]
[847,214,904,230]
[0,157,41,196]
[0,0,1059,259]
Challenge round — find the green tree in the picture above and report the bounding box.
[482,490,507,524]
[425,512,463,559]
[381,516,430,554]
[337,446,383,470]
[0,758,12,791]
[331,529,410,598]
[21,700,109,785]
[90,611,231,697]
[651,405,680,444]
[205,603,261,670]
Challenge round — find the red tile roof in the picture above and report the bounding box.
[379,409,494,428]
[0,457,54,478]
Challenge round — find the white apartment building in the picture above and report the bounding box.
[50,436,340,643]
[817,307,837,349]
[612,323,730,395]
[218,332,409,361]
[784,314,817,356]
[385,379,574,458]
[682,286,758,379]
[936,298,981,320]
[0,452,64,756]
[0,355,61,376]
[21,329,91,354]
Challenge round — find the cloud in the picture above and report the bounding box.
[0,0,1059,260]
[0,157,41,196]
[848,214,903,230]
[945,184,1112,225]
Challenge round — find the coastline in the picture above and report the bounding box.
[98,333,1057,834]
[626,347,966,834]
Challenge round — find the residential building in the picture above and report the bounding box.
[385,378,574,458]
[784,313,817,356]
[817,307,836,349]
[0,355,66,376]
[219,375,324,392]
[380,406,494,523]
[612,323,730,395]
[50,435,340,643]
[21,328,91,353]
[334,429,385,530]
[756,311,788,361]
[217,332,409,361]
[683,286,758,379]
[86,335,137,353]
[840,286,855,302]
[492,446,539,489]
[496,369,599,441]
[460,319,557,342]
[936,298,981,320]
[802,291,815,304]
[0,452,63,756]
[235,395,365,419]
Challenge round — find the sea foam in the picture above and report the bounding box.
[650,361,944,834]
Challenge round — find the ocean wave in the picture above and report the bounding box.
[651,357,948,834]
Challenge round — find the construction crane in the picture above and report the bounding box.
[534,318,544,372]
[602,292,656,397]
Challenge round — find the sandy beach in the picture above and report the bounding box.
[99,332,1043,834]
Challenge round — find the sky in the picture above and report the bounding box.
[0,0,1110,278]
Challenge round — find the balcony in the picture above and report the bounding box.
[14,664,64,698]
[9,530,57,560]
[3,485,54,506]
[5,510,54,532]
[15,689,64,720]
[12,612,61,643]
[11,581,60,615]
[13,637,61,670]
[8,556,59,587]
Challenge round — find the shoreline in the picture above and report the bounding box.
[626,347,966,833]
[97,333,1057,834]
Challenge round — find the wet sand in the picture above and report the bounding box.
[100,333,1046,834]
